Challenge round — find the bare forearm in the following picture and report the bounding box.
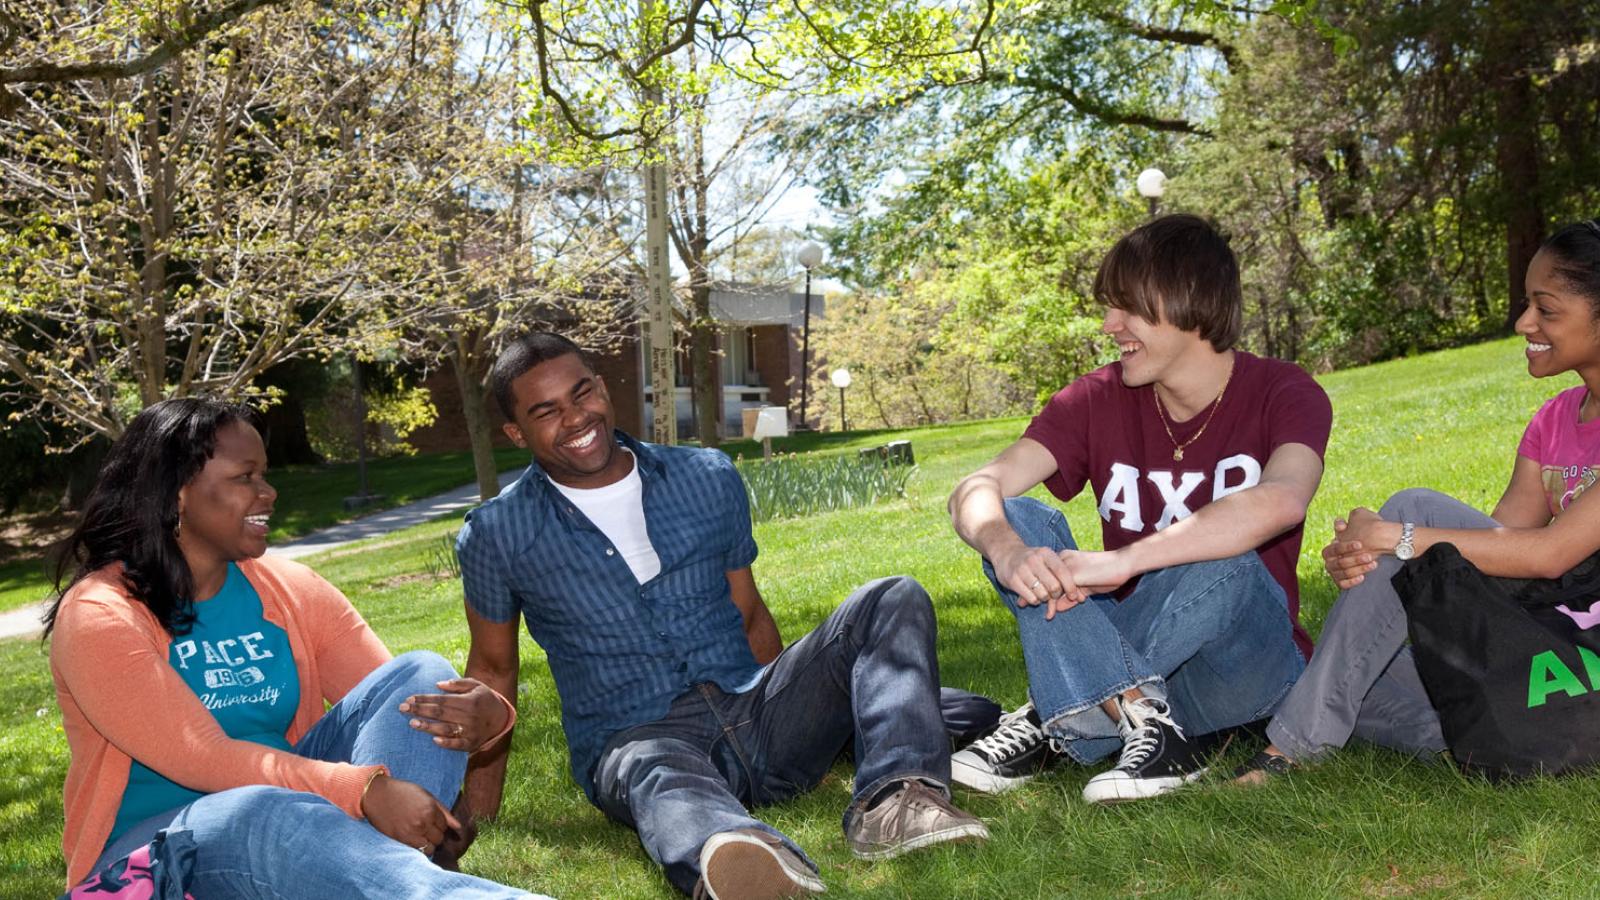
[949,474,1027,560]
[1374,521,1588,580]
[1119,483,1307,577]
[746,606,783,665]
[459,663,516,819]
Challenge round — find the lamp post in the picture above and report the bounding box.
[830,367,852,432]
[1136,168,1167,217]
[796,240,824,428]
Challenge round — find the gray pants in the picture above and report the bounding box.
[1266,488,1496,761]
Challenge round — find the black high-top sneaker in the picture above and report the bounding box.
[1081,695,1208,804]
[949,701,1062,793]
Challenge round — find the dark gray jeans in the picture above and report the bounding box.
[591,576,950,896]
[1266,488,1495,762]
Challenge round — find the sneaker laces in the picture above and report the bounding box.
[1113,696,1184,771]
[966,704,1043,760]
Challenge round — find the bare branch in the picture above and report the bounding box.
[1090,9,1239,71]
[0,0,290,85]
[1004,73,1209,135]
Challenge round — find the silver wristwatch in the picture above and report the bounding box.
[1394,522,1416,561]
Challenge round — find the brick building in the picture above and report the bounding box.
[406,281,823,452]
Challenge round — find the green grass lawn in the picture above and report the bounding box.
[4,335,1597,898]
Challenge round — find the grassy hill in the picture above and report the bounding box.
[3,335,1594,898]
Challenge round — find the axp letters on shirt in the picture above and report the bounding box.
[1096,454,1263,532]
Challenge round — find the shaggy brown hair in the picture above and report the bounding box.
[1093,214,1243,351]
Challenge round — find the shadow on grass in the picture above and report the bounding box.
[0,556,54,613]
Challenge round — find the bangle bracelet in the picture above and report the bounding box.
[360,768,386,811]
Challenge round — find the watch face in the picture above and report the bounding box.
[1395,543,1414,561]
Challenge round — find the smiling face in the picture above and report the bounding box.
[501,351,632,489]
[176,420,277,568]
[1516,249,1600,382]
[1102,303,1214,389]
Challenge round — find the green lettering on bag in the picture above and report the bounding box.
[1582,646,1600,693]
[1529,650,1589,708]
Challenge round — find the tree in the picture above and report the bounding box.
[0,0,291,86]
[514,0,997,444]
[352,0,635,500]
[805,0,1600,375]
[0,0,512,442]
[808,279,1030,430]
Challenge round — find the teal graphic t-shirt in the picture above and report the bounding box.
[109,563,300,843]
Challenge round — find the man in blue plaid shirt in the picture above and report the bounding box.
[449,333,988,899]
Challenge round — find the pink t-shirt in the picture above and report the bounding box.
[1517,385,1600,518]
[1023,351,1332,658]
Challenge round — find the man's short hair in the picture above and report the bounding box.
[1092,214,1243,351]
[490,332,593,419]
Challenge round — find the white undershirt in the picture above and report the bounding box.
[550,452,662,584]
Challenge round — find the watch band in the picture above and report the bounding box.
[1395,522,1416,560]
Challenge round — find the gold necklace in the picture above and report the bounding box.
[1152,359,1234,462]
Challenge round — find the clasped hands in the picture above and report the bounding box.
[1321,506,1394,589]
[995,545,1131,619]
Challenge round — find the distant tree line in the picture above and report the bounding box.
[797,0,1600,425]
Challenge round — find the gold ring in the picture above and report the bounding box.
[1030,580,1043,591]
[453,723,463,737]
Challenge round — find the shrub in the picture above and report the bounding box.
[736,453,916,523]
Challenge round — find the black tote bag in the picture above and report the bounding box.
[1393,543,1600,779]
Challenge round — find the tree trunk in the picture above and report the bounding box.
[639,0,676,445]
[450,340,503,502]
[1491,0,1544,332]
[259,393,322,466]
[681,71,718,447]
[689,284,719,446]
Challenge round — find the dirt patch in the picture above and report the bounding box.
[0,511,76,564]
[1361,863,1456,896]
[373,571,455,589]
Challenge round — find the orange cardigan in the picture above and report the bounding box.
[51,555,393,885]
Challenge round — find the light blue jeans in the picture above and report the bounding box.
[593,576,950,895]
[986,497,1305,763]
[93,651,546,899]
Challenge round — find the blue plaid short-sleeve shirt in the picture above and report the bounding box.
[456,430,761,799]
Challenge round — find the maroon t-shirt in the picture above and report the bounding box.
[1022,351,1331,657]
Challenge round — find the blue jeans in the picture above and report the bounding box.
[93,651,544,899]
[986,497,1305,763]
[593,576,949,896]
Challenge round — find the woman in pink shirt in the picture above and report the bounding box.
[1235,219,1600,780]
[47,398,541,898]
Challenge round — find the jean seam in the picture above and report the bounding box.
[194,868,289,900]
[1139,555,1260,666]
[696,685,759,805]
[751,621,855,715]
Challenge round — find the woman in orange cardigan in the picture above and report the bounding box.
[46,398,542,898]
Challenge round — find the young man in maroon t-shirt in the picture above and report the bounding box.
[947,214,1332,803]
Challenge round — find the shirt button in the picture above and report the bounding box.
[606,548,615,556]
[657,631,668,638]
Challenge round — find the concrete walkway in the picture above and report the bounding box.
[0,467,524,641]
